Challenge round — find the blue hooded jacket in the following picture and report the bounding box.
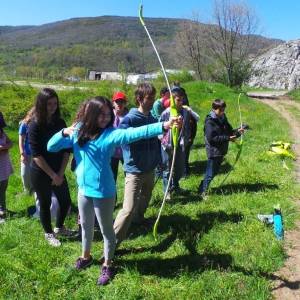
[119,108,161,173]
[47,122,164,198]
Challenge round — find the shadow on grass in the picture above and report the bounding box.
[6,202,79,219]
[120,211,243,255]
[119,211,300,291]
[211,183,279,195]
[151,191,202,207]
[189,160,207,176]
[121,252,233,277]
[189,160,232,176]
[119,251,300,292]
[119,212,300,290]
[151,212,243,254]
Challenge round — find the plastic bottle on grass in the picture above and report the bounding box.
[273,206,284,240]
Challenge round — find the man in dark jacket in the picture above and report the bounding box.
[198,99,243,196]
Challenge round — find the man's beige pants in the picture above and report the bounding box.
[113,171,154,244]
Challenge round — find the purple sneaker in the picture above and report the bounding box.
[97,266,114,285]
[75,256,93,270]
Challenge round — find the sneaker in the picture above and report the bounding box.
[199,192,208,201]
[45,233,61,247]
[97,266,115,286]
[0,218,5,224]
[54,226,76,237]
[0,209,6,218]
[257,214,274,225]
[165,192,171,200]
[75,256,93,270]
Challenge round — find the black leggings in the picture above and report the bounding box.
[31,168,71,233]
[0,179,8,211]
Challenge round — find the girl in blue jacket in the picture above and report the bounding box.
[47,96,178,286]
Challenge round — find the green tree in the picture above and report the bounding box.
[68,67,86,79]
[208,0,259,87]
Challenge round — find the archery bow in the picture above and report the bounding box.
[139,4,179,240]
[233,92,244,165]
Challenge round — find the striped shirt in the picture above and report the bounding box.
[0,133,13,181]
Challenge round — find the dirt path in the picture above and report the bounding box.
[0,80,89,91]
[258,97,300,299]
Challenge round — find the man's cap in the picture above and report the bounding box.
[112,91,127,102]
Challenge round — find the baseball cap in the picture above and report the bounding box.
[112,91,127,102]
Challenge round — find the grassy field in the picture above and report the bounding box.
[0,81,299,299]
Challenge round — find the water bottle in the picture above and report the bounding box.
[273,208,284,240]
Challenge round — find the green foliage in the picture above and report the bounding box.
[0,80,299,299]
[153,70,195,86]
[67,67,86,79]
[0,16,281,81]
[0,83,36,127]
[288,88,300,101]
[0,82,136,127]
[207,61,253,88]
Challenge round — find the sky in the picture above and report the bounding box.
[0,0,299,41]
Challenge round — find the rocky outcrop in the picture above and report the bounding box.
[248,40,300,90]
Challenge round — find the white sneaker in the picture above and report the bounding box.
[165,192,171,200]
[54,226,76,237]
[45,233,61,247]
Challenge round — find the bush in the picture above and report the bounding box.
[206,59,253,88]
[0,82,138,127]
[0,83,36,127]
[153,69,195,86]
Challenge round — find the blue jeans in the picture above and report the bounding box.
[162,147,185,192]
[198,157,223,194]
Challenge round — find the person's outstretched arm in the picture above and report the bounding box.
[47,126,74,152]
[110,118,179,147]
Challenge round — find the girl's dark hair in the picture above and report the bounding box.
[160,87,169,96]
[34,88,60,126]
[171,87,185,97]
[212,99,226,110]
[134,83,156,106]
[74,100,88,123]
[77,96,114,147]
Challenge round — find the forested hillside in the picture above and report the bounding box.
[0,16,283,78]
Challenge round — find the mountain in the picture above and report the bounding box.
[249,40,300,90]
[0,16,284,75]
